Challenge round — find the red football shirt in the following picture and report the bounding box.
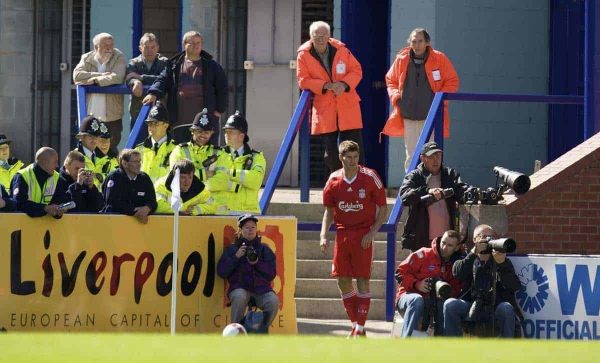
[323,166,387,231]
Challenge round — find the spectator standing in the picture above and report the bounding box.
[73,32,126,154]
[125,33,168,140]
[382,28,459,170]
[143,31,228,145]
[399,141,469,251]
[319,140,387,337]
[297,21,364,173]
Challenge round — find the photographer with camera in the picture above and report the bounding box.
[444,224,522,338]
[399,141,470,251]
[59,151,104,213]
[395,230,464,337]
[217,214,280,333]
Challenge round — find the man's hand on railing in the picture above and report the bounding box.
[142,94,157,105]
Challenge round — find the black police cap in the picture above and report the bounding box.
[145,101,171,124]
[223,111,248,134]
[190,108,213,131]
[98,121,111,139]
[78,115,102,136]
[0,134,12,145]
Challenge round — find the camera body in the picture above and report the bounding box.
[462,187,480,205]
[479,187,501,205]
[241,241,258,263]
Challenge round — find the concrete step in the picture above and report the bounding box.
[295,297,387,320]
[297,318,393,337]
[297,259,388,279]
[295,278,386,299]
[297,239,406,260]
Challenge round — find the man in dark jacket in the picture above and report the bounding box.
[101,149,157,224]
[443,224,522,337]
[399,141,469,251]
[60,151,103,213]
[142,30,228,145]
[217,214,280,332]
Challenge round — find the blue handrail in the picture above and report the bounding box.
[76,84,151,148]
[259,90,313,214]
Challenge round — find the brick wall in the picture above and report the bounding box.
[504,132,600,254]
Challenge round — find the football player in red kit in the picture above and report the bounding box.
[320,140,388,337]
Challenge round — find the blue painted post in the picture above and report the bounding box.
[584,0,600,139]
[76,85,87,126]
[132,0,143,58]
[300,101,311,203]
[126,104,151,149]
[385,228,396,322]
[434,95,444,149]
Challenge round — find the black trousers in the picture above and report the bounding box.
[320,128,365,173]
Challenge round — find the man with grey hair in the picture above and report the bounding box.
[125,33,169,140]
[297,21,365,174]
[143,30,228,145]
[10,147,70,218]
[73,32,126,153]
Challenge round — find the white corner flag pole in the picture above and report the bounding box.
[169,169,182,336]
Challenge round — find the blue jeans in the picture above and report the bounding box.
[397,293,443,337]
[443,298,516,337]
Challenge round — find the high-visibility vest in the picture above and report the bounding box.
[17,164,59,204]
[0,159,24,189]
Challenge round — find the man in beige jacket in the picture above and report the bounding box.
[73,32,126,154]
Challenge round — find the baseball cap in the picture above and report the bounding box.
[420,141,443,156]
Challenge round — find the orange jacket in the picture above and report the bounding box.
[382,46,459,138]
[296,38,362,135]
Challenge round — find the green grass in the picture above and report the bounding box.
[2,334,600,362]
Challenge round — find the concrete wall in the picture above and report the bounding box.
[188,0,219,56]
[387,0,549,189]
[0,0,34,162]
[245,0,301,186]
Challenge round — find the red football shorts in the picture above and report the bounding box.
[331,228,373,278]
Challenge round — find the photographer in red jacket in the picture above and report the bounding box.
[395,230,464,337]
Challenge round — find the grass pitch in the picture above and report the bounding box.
[2,334,599,362]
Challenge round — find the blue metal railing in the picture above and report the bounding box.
[76,84,151,148]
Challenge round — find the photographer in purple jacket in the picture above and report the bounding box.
[217,214,280,332]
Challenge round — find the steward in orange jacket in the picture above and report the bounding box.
[382,45,459,138]
[297,37,363,135]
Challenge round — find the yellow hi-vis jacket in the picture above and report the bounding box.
[0,158,24,190]
[17,164,60,204]
[135,136,177,183]
[223,144,266,214]
[154,174,216,215]
[170,142,232,214]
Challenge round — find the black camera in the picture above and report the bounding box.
[421,188,454,206]
[479,187,501,205]
[428,278,452,300]
[462,187,480,204]
[246,246,258,263]
[481,237,517,254]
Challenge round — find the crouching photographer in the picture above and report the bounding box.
[217,214,280,333]
[443,224,523,338]
[395,230,464,337]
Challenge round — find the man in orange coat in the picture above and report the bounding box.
[297,21,364,173]
[382,28,459,171]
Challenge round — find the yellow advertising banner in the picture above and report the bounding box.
[0,214,297,334]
